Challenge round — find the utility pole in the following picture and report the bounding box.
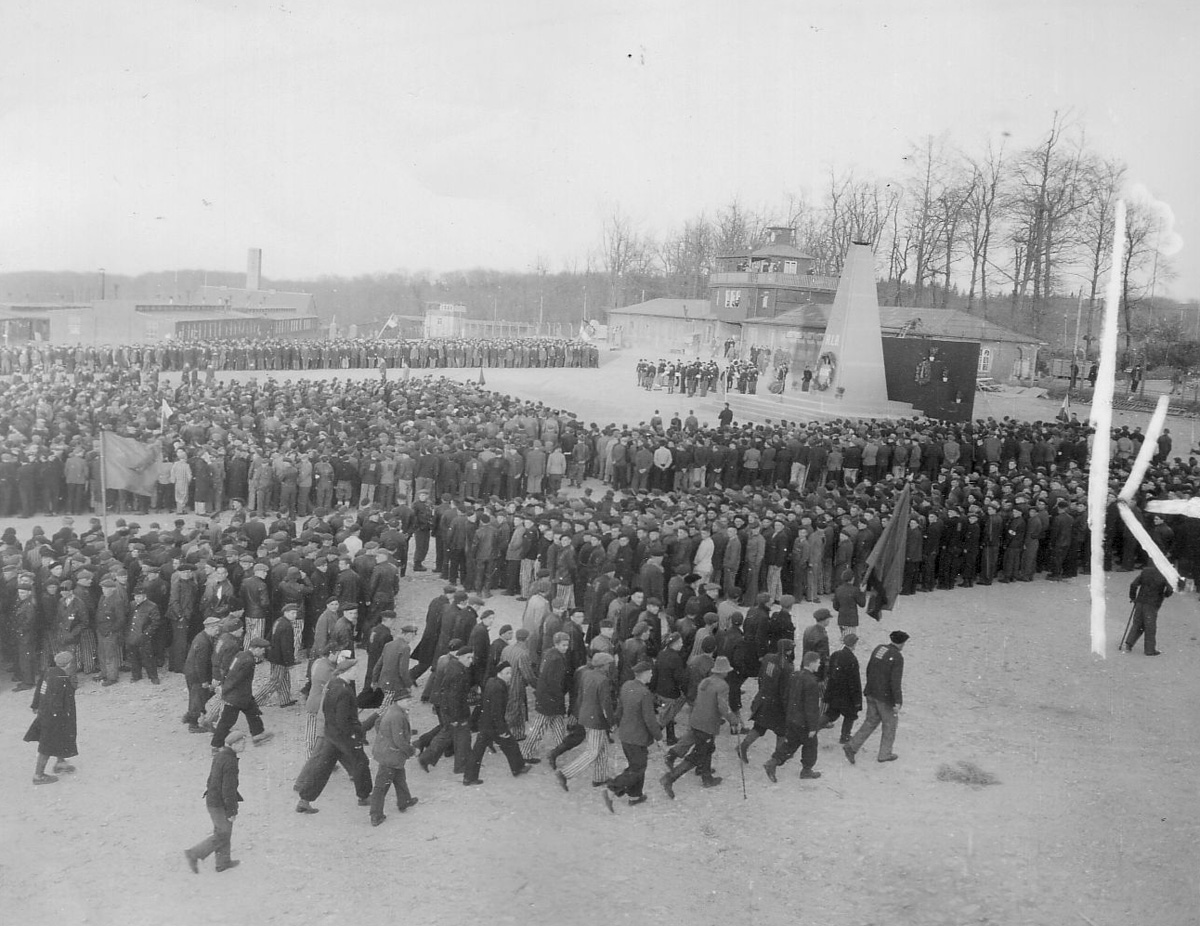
[98,268,105,301]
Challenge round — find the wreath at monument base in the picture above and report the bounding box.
[814,352,837,391]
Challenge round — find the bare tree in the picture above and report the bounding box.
[961,136,1009,317]
[658,214,715,299]
[1078,158,1125,346]
[597,207,651,308]
[1121,199,1175,351]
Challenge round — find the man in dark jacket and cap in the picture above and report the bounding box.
[184,729,245,873]
[24,651,78,784]
[211,637,274,749]
[820,632,862,744]
[844,630,908,764]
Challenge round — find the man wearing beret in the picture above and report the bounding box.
[603,658,661,810]
[844,630,908,765]
[183,617,222,732]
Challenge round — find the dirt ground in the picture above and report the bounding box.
[1,355,1198,926]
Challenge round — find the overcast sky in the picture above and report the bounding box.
[1,0,1195,298]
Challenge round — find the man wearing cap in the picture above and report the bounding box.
[418,646,474,775]
[821,632,862,744]
[373,619,418,712]
[94,576,127,687]
[240,562,270,649]
[12,575,39,691]
[801,608,833,681]
[184,729,245,873]
[521,631,570,762]
[462,663,532,786]
[255,603,298,708]
[844,630,908,765]
[25,651,78,785]
[167,564,201,673]
[555,651,615,792]
[368,688,418,826]
[602,658,661,810]
[764,650,824,782]
[127,585,163,684]
[661,655,735,798]
[184,617,223,732]
[54,580,88,677]
[211,637,274,749]
[296,650,372,813]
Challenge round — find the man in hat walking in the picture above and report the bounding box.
[844,630,908,765]
[296,649,373,813]
[368,688,419,826]
[764,650,823,782]
[821,632,862,744]
[211,637,274,749]
[661,655,735,798]
[462,663,533,786]
[184,616,222,732]
[184,729,245,873]
[25,651,78,784]
[255,603,298,707]
[555,651,615,792]
[602,658,661,810]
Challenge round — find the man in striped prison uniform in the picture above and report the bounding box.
[521,632,571,761]
[555,652,615,791]
[254,602,298,708]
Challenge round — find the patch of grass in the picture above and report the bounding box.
[936,760,1001,788]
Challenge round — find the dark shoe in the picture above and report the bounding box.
[398,797,419,812]
[184,849,199,874]
[555,771,569,793]
[659,774,675,800]
[252,732,274,746]
[590,780,608,788]
[799,768,822,779]
[665,752,678,771]
[513,765,531,777]
[357,797,371,805]
[295,802,319,814]
[1146,651,1163,656]
[524,757,542,764]
[843,745,856,765]
[602,789,615,814]
[628,795,647,806]
[371,815,386,827]
[838,735,851,745]
[1117,646,1131,653]
[463,779,484,786]
[53,762,76,774]
[279,700,297,707]
[215,860,240,872]
[33,774,59,785]
[188,725,205,734]
[763,760,778,783]
[150,678,161,685]
[701,776,722,789]
[102,680,118,687]
[878,754,899,763]
[418,757,431,773]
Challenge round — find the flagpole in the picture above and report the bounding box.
[98,430,110,543]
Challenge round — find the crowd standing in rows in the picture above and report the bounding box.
[5,341,1198,873]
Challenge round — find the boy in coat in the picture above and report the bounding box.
[184,730,246,873]
[821,632,862,743]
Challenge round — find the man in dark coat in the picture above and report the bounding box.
[602,658,661,809]
[411,585,454,682]
[844,630,908,764]
[462,663,531,784]
[1120,564,1173,655]
[820,632,862,743]
[211,638,272,749]
[184,729,245,873]
[520,632,570,761]
[183,617,222,732]
[418,647,474,774]
[295,653,373,812]
[126,586,163,684]
[737,639,794,764]
[652,631,688,745]
[25,651,78,784]
[764,650,824,781]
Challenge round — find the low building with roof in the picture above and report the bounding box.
[606,298,724,352]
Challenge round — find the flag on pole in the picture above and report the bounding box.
[478,365,486,386]
[1057,391,1070,423]
[380,314,398,333]
[160,397,174,423]
[863,482,912,620]
[101,431,161,496]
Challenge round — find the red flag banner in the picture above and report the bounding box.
[101,431,161,496]
[864,482,912,620]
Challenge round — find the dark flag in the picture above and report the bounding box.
[863,482,912,620]
[101,431,161,496]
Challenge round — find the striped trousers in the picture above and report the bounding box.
[552,584,575,611]
[253,664,292,707]
[520,713,566,759]
[560,728,609,783]
[305,713,322,758]
[519,561,537,598]
[244,618,265,650]
[373,689,398,719]
[205,695,227,727]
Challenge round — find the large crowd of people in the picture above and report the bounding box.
[7,338,1199,868]
[0,335,600,378]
